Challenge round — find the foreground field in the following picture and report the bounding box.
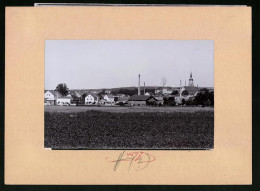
[45,106,214,149]
[45,105,214,113]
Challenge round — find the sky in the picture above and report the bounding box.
[45,40,214,90]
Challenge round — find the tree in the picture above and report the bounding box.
[97,89,106,97]
[193,88,214,106]
[55,83,69,96]
[171,90,179,95]
[208,91,214,106]
[181,90,189,96]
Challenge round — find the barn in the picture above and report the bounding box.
[128,95,157,106]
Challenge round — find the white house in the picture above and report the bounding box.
[85,93,99,104]
[104,94,114,102]
[44,90,62,105]
[56,97,72,105]
[162,88,174,94]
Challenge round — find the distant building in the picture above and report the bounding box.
[154,95,164,105]
[145,92,155,96]
[188,72,194,86]
[56,96,72,105]
[181,86,199,96]
[162,88,173,95]
[105,90,111,94]
[85,93,99,104]
[44,90,62,105]
[116,96,130,105]
[179,72,199,97]
[128,95,157,106]
[104,94,114,102]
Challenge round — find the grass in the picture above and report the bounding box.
[45,106,214,150]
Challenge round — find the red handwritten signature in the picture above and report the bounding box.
[105,151,156,172]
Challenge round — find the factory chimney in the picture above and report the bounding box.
[138,74,141,95]
[180,80,182,98]
[144,82,146,95]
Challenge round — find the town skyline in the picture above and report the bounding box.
[45,40,214,90]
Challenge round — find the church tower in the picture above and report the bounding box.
[188,72,194,86]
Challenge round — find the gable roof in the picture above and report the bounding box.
[87,93,99,99]
[118,96,129,102]
[145,92,155,96]
[45,90,62,98]
[129,95,157,101]
[105,94,114,98]
[154,96,163,101]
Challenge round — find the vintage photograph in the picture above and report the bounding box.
[44,40,214,150]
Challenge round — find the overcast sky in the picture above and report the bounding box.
[45,40,214,90]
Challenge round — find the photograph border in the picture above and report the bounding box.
[2,0,258,190]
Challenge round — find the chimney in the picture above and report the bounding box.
[185,81,186,86]
[180,80,182,98]
[138,74,141,95]
[144,82,146,95]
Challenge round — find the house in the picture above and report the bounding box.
[56,96,72,105]
[154,96,164,105]
[128,95,157,106]
[85,93,99,104]
[105,90,111,94]
[70,91,83,104]
[162,88,174,95]
[99,99,106,105]
[44,90,62,105]
[104,94,114,102]
[116,96,130,105]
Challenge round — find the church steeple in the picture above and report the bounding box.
[188,72,194,86]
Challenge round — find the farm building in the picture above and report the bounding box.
[85,93,99,104]
[128,95,157,106]
[116,95,130,105]
[44,90,62,105]
[154,96,164,105]
[56,96,72,105]
[70,91,83,104]
[104,94,114,102]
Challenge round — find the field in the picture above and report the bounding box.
[45,106,214,149]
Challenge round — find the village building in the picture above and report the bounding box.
[70,91,83,104]
[85,93,99,104]
[128,95,157,106]
[56,95,72,106]
[104,94,114,102]
[116,95,130,105]
[154,95,164,105]
[105,90,111,94]
[181,86,199,96]
[162,88,174,95]
[179,72,199,97]
[145,92,155,96]
[44,90,62,105]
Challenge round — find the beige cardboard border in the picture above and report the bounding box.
[5,6,251,184]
